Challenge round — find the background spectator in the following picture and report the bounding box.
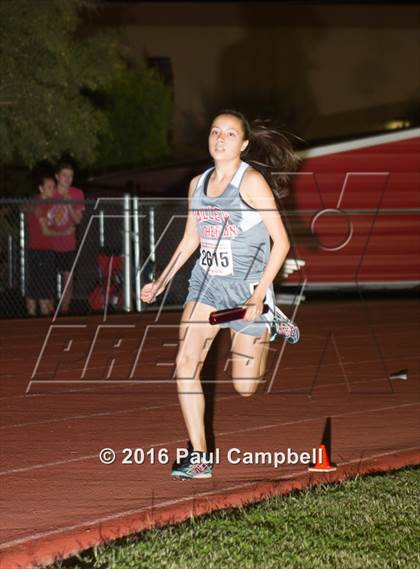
[49,163,85,313]
[25,176,73,316]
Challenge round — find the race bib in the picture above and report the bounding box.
[199,238,233,276]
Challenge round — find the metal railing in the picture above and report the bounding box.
[1,196,418,318]
[0,196,193,318]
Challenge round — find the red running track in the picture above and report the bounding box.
[0,297,419,568]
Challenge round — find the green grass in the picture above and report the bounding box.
[49,468,420,569]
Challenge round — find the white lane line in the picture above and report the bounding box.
[2,349,418,403]
[215,401,420,438]
[0,323,418,394]
[0,402,418,477]
[0,381,139,401]
[4,371,412,429]
[0,444,418,552]
[0,395,237,430]
[1,366,417,432]
[1,403,178,430]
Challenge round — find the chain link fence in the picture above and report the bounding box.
[0,196,194,318]
[7,193,415,320]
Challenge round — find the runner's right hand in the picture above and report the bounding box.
[140,281,166,303]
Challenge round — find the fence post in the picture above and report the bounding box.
[132,197,142,312]
[57,273,62,300]
[19,211,26,297]
[123,194,132,312]
[148,205,156,280]
[99,209,105,248]
[8,234,13,289]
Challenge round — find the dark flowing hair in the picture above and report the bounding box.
[214,109,302,200]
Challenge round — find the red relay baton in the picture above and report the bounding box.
[209,304,269,325]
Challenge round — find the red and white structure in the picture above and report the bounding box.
[284,127,420,289]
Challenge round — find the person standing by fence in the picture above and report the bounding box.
[49,162,85,313]
[25,175,73,317]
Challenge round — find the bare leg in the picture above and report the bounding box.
[175,302,220,452]
[230,328,270,397]
[258,331,271,378]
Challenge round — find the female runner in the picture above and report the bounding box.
[141,110,300,479]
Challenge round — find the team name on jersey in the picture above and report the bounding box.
[201,224,239,238]
[195,207,230,223]
[195,207,239,238]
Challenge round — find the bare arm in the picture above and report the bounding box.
[141,176,201,302]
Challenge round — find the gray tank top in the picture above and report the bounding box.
[191,160,270,279]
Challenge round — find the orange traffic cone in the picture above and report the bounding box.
[308,443,337,472]
[308,417,337,472]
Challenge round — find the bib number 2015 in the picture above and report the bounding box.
[199,239,233,276]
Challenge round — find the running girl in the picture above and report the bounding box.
[141,110,300,479]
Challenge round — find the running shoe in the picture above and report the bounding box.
[171,451,213,480]
[270,306,300,344]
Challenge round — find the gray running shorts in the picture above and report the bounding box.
[184,264,275,337]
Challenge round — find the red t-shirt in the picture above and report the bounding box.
[27,200,55,250]
[49,187,85,252]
